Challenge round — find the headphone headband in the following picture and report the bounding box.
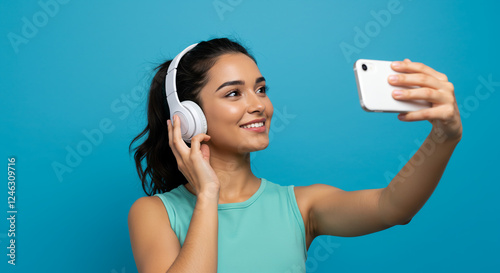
[165,43,198,98]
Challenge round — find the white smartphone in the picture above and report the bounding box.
[353,59,431,113]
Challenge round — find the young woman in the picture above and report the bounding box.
[127,38,462,273]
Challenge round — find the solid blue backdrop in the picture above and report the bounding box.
[1,0,498,272]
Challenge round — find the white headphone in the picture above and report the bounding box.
[165,43,208,143]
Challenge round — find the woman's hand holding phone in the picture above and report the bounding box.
[389,59,463,142]
[167,114,220,200]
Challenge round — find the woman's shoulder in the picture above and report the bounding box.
[264,180,334,205]
[292,185,312,213]
[128,195,180,271]
[128,195,169,223]
[130,195,165,207]
[293,183,343,207]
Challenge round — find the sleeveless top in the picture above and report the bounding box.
[154,177,308,273]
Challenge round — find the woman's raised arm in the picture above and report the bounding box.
[307,59,462,237]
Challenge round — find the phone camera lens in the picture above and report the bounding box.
[362,64,368,71]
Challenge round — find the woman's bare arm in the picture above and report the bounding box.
[128,190,219,273]
[378,128,460,225]
[308,59,463,237]
[166,193,219,273]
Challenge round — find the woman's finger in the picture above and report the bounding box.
[398,104,455,122]
[171,114,189,156]
[167,119,182,162]
[189,133,211,158]
[391,60,448,82]
[389,72,445,89]
[392,87,454,104]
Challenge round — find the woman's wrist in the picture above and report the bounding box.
[429,121,462,143]
[196,186,220,208]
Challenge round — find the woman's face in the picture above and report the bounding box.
[198,53,274,155]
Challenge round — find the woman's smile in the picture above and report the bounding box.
[240,121,266,132]
[239,117,267,132]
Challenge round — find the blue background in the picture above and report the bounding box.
[1,0,499,272]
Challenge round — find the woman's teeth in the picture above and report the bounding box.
[241,122,264,129]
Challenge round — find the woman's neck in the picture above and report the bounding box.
[210,151,260,204]
[185,151,261,204]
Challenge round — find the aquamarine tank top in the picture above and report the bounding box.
[154,177,308,273]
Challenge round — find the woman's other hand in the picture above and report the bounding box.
[167,114,220,199]
[389,59,463,142]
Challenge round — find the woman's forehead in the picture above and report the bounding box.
[209,53,260,75]
[208,53,261,81]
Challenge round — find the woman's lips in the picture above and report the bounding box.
[240,122,266,133]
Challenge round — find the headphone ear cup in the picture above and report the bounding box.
[181,101,207,143]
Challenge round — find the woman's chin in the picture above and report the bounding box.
[233,139,269,154]
[247,140,270,152]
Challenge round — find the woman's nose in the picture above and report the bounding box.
[246,91,265,113]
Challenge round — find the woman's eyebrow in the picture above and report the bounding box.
[215,76,266,93]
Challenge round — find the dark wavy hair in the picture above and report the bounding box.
[129,38,257,196]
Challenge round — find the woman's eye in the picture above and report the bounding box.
[225,86,268,97]
[257,86,268,94]
[225,90,239,97]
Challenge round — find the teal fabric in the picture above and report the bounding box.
[154,177,308,273]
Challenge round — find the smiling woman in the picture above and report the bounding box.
[126,37,462,273]
[127,38,307,273]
